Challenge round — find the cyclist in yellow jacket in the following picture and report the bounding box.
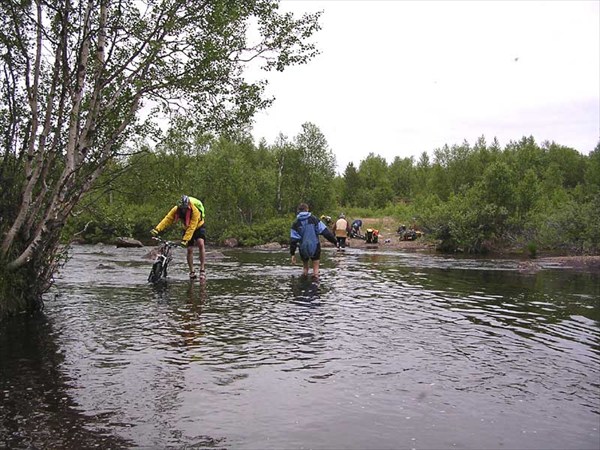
[151,195,206,280]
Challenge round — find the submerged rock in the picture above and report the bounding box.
[253,242,283,250]
[115,237,144,248]
[223,238,238,248]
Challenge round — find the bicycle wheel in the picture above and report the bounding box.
[148,261,163,283]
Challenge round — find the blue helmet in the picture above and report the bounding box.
[177,195,189,210]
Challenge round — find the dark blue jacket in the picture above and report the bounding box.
[290,211,337,258]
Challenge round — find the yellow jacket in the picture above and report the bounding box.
[155,200,204,242]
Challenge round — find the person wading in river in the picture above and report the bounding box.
[290,203,338,278]
[151,195,206,280]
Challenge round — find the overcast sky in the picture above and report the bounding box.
[249,0,600,172]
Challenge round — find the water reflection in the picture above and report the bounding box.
[289,275,322,306]
[0,315,132,449]
[1,245,598,449]
[150,278,170,303]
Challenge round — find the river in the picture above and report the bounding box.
[1,244,599,449]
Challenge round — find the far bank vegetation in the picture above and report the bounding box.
[66,127,600,256]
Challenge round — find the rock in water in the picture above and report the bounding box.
[115,237,144,248]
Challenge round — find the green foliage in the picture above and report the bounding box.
[1,0,324,318]
[334,136,599,254]
[64,201,159,244]
[526,241,538,258]
[533,194,600,253]
[267,124,336,215]
[222,217,291,247]
[62,131,599,258]
[0,264,34,319]
[419,187,509,253]
[543,142,587,189]
[585,144,600,194]
[340,162,361,206]
[65,122,338,246]
[479,161,516,213]
[0,155,24,228]
[334,206,382,221]
[201,135,277,226]
[514,168,541,219]
[379,202,416,221]
[355,153,393,208]
[389,156,416,201]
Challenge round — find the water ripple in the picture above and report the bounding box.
[5,245,596,449]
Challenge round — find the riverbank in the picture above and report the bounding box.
[515,255,600,272]
[327,217,600,273]
[340,217,434,251]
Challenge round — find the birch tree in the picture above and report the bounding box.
[0,0,321,316]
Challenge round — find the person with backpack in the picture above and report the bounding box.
[151,195,207,280]
[290,203,338,278]
[320,215,333,227]
[333,213,351,249]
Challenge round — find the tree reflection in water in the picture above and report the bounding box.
[0,315,132,449]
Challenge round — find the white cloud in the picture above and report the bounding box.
[250,0,600,171]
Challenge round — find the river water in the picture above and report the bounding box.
[1,244,599,449]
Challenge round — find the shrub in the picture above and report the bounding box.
[418,188,509,253]
[526,241,537,258]
[221,217,291,247]
[64,202,160,244]
[533,194,600,254]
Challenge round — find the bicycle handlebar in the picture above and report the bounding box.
[151,236,181,247]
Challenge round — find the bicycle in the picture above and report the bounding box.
[148,237,179,283]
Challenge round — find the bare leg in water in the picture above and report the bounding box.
[187,238,206,278]
[312,259,320,278]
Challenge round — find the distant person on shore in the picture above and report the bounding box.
[351,219,363,238]
[320,215,333,227]
[333,213,350,249]
[290,203,338,278]
[151,195,206,280]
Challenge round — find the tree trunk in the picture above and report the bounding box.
[0,0,322,320]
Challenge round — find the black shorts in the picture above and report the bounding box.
[300,244,321,262]
[184,226,206,247]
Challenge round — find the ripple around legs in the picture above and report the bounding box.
[2,245,598,449]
